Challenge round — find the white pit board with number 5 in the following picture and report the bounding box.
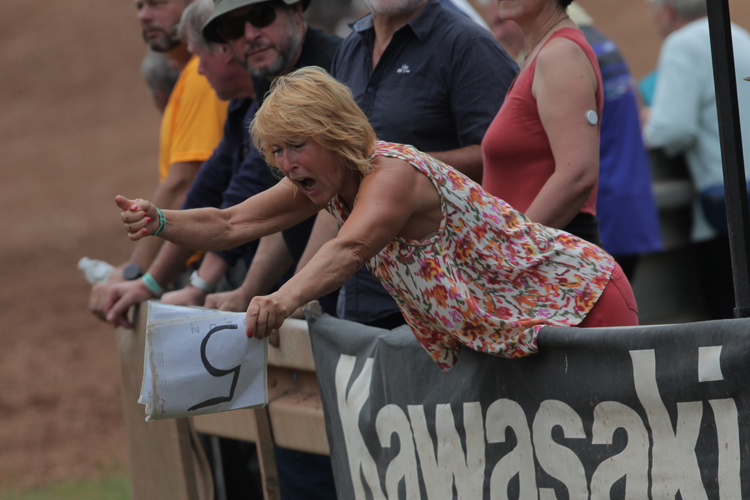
[140,302,268,421]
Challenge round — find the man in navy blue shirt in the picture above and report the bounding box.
[302,0,518,329]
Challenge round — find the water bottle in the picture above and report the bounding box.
[78,257,115,284]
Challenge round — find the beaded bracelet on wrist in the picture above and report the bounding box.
[153,207,166,237]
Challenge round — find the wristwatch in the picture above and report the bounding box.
[122,262,144,281]
[189,270,217,294]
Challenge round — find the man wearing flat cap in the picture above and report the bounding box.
[178,0,344,309]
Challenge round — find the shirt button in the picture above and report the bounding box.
[367,87,374,93]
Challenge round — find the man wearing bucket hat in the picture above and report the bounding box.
[203,0,339,101]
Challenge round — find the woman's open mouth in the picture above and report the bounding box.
[299,178,317,191]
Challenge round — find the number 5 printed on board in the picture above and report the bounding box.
[188,324,242,411]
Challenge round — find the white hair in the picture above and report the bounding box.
[141,50,181,94]
[178,0,219,53]
[649,0,707,20]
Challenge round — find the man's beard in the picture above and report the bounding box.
[363,0,428,16]
[142,23,182,52]
[237,14,303,79]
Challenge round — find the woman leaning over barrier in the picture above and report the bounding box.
[111,67,638,372]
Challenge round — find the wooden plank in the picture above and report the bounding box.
[116,304,203,500]
[266,369,329,455]
[268,392,329,455]
[193,367,329,455]
[191,409,258,442]
[267,319,316,371]
[191,373,330,456]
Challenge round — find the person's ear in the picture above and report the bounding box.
[219,44,234,63]
[290,1,304,21]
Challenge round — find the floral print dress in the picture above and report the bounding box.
[326,142,616,372]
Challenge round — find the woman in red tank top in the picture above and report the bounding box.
[482,0,603,245]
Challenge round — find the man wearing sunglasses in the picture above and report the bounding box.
[207,5,343,499]
[203,0,340,90]
[172,0,344,312]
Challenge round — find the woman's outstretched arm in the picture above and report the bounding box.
[115,178,321,251]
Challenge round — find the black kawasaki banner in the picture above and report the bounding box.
[308,314,750,500]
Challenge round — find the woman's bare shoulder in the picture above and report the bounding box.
[536,35,594,76]
[369,153,416,174]
[534,35,597,95]
[361,154,424,198]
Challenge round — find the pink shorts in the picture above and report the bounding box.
[578,263,639,327]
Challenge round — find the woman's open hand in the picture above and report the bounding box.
[114,195,161,241]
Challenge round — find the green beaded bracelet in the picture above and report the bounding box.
[141,272,165,298]
[153,207,166,236]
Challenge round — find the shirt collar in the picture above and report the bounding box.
[350,0,441,42]
[296,26,322,68]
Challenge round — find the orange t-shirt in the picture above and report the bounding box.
[158,55,228,182]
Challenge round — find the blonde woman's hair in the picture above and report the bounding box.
[250,66,377,175]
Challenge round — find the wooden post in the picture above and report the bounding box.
[116,304,206,500]
[253,407,281,500]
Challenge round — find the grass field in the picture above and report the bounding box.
[0,474,132,500]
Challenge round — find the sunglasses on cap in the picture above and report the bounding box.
[216,2,278,41]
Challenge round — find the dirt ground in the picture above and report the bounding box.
[1,0,749,491]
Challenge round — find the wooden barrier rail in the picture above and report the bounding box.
[116,303,328,500]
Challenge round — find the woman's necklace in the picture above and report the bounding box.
[524,15,570,61]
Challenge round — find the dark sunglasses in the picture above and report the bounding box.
[216,2,278,41]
